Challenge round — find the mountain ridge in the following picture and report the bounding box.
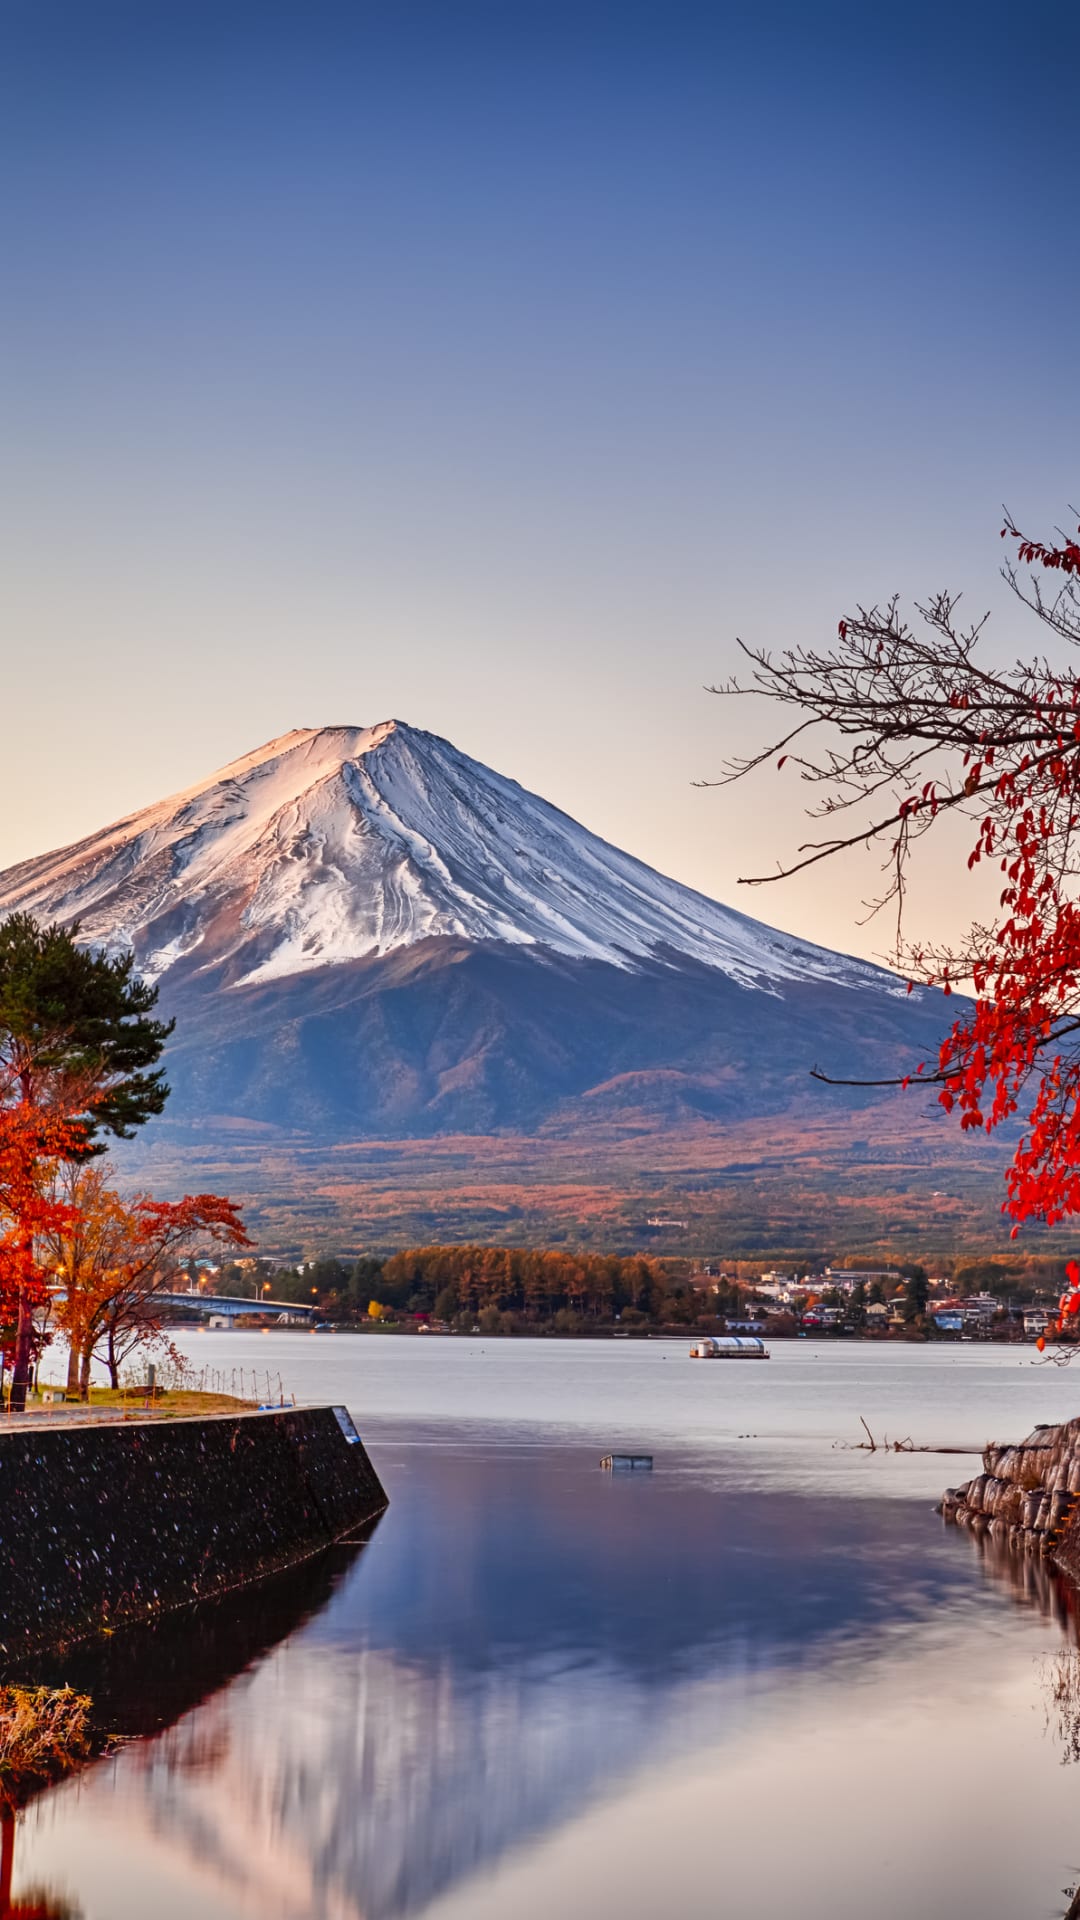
[0,721,907,998]
[0,723,950,1150]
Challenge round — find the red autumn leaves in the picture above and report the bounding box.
[0,1096,251,1386]
[0,1105,85,1327]
[728,509,1080,1358]
[881,521,1080,1237]
[45,1172,250,1392]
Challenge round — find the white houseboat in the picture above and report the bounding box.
[689,1336,770,1360]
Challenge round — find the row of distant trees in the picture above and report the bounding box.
[200,1255,947,1336]
[206,1246,720,1329]
[198,1245,1080,1327]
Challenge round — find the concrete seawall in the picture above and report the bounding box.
[0,1405,388,1659]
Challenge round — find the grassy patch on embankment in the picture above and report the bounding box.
[28,1389,258,1420]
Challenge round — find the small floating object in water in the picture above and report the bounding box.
[689,1337,770,1360]
[601,1453,653,1470]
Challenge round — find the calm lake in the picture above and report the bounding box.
[17,1336,1080,1920]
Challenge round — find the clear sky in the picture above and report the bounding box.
[1,0,1076,962]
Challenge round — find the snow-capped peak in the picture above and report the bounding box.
[0,722,902,997]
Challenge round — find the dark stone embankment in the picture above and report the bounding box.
[941,1417,1080,1577]
[0,1405,387,1659]
[24,1538,366,1730]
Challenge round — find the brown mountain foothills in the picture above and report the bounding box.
[117,1087,1031,1263]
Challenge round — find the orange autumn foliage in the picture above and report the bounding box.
[44,1164,249,1390]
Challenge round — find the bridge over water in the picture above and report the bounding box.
[156,1292,317,1324]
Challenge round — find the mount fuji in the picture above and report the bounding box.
[0,722,948,1139]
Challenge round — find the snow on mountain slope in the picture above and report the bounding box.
[0,722,905,998]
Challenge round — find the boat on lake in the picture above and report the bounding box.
[689,1336,770,1360]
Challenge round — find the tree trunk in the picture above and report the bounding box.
[9,1079,35,1417]
[106,1324,119,1391]
[8,1291,31,1414]
[65,1338,81,1399]
[79,1347,92,1399]
[0,1808,14,1912]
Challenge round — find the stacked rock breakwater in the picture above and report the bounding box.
[0,1405,387,1660]
[941,1418,1080,1577]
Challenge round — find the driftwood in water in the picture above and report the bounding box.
[843,1418,981,1456]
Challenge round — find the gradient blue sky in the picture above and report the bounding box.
[2,0,1076,958]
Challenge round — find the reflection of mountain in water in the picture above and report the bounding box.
[122,1643,762,1920]
[6,1545,370,1920]
[26,1444,995,1920]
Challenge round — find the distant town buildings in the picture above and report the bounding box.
[823,1267,901,1294]
[677,1256,1071,1345]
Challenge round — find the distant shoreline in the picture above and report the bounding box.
[172,1321,1045,1348]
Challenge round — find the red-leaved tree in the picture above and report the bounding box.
[0,1106,84,1397]
[716,510,1080,1343]
[43,1162,250,1393]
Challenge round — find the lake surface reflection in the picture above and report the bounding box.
[16,1338,1080,1919]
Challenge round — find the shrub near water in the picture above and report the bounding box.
[0,1688,91,1805]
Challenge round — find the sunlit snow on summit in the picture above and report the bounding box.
[0,723,906,999]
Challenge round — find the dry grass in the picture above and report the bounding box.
[90,1389,251,1417]
[0,1688,91,1806]
[30,1389,255,1421]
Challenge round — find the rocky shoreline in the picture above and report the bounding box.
[941,1417,1080,1580]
